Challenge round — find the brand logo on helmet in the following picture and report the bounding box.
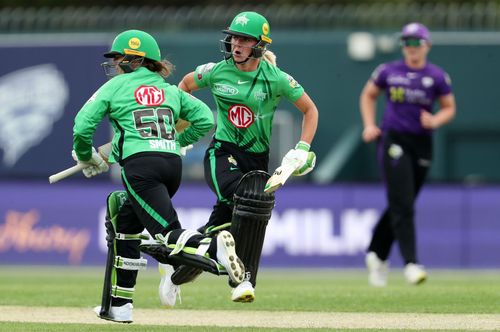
[214,83,238,96]
[128,37,141,49]
[262,23,269,35]
[134,86,165,106]
[234,14,249,26]
[228,104,254,128]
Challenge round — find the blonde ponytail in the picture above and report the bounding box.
[262,50,277,66]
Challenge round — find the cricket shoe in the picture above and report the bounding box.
[158,263,180,307]
[404,263,427,285]
[216,230,245,285]
[93,303,133,323]
[231,280,255,303]
[366,251,389,287]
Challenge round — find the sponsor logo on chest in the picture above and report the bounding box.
[228,104,254,128]
[214,83,239,96]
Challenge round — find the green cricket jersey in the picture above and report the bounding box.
[73,67,214,163]
[194,59,304,153]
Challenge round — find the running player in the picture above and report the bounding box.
[359,23,456,286]
[159,11,319,305]
[72,29,244,323]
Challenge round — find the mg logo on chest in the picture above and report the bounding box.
[228,104,254,128]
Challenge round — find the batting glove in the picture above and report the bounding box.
[180,144,193,157]
[281,141,310,170]
[292,151,316,176]
[72,147,109,178]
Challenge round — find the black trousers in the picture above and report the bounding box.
[368,131,432,264]
[201,139,269,233]
[113,152,208,305]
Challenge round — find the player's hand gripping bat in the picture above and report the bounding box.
[48,143,112,184]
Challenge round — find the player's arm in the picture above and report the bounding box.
[421,93,456,129]
[178,72,200,94]
[359,80,382,142]
[177,90,214,148]
[293,92,318,146]
[72,85,112,177]
[73,86,111,161]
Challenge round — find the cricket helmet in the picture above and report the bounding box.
[221,11,272,60]
[401,22,431,42]
[104,29,161,62]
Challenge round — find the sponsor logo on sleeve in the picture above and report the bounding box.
[286,74,299,88]
[134,85,165,106]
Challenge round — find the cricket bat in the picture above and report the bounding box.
[264,162,298,193]
[48,142,112,184]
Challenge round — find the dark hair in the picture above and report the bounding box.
[143,58,175,78]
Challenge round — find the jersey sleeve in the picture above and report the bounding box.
[72,81,113,161]
[193,62,216,89]
[370,64,388,89]
[177,89,214,147]
[435,70,452,97]
[277,70,304,103]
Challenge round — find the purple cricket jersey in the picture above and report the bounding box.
[371,59,452,135]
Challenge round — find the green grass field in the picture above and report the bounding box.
[0,266,498,331]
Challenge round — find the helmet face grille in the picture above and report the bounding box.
[219,35,269,61]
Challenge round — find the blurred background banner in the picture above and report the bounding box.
[0,30,499,182]
[0,37,111,179]
[1,182,498,268]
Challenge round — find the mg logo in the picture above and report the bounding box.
[228,104,254,128]
[135,85,165,106]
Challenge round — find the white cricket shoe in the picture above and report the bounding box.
[158,263,180,307]
[93,302,133,323]
[404,263,427,285]
[365,251,389,287]
[231,280,255,303]
[216,230,245,285]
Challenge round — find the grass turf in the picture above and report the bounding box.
[0,266,498,331]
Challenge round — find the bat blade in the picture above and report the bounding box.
[264,163,297,193]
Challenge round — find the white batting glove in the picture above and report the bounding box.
[71,147,109,178]
[281,141,310,170]
[180,144,193,157]
[292,151,316,176]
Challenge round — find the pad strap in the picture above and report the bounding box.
[203,222,231,236]
[156,230,201,256]
[116,232,150,240]
[195,238,211,256]
[114,256,148,270]
[111,285,134,300]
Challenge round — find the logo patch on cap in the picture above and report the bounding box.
[262,23,269,35]
[128,37,141,49]
[235,14,249,26]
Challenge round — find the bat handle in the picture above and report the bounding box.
[48,164,86,184]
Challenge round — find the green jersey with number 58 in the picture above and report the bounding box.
[73,67,213,163]
[194,59,304,153]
